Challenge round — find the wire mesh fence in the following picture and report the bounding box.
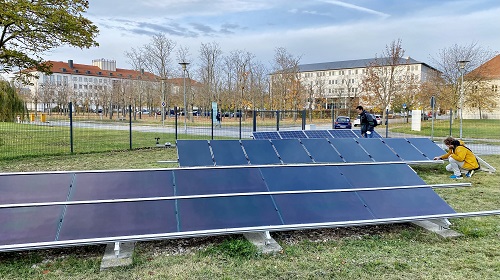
[1,104,499,160]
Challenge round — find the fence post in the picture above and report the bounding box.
[385,108,389,138]
[276,110,280,131]
[239,110,242,139]
[302,109,306,130]
[331,106,335,129]
[69,102,73,154]
[449,109,453,136]
[175,107,178,140]
[211,108,214,140]
[253,110,257,132]
[129,105,132,150]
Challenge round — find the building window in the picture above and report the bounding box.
[74,84,77,89]
[79,77,82,82]
[79,84,82,89]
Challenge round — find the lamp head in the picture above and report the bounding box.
[178,62,190,70]
[457,60,470,69]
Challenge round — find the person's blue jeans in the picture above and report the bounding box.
[364,131,373,138]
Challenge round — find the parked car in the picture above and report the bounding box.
[353,115,361,127]
[334,116,352,129]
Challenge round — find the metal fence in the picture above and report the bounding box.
[1,103,499,160]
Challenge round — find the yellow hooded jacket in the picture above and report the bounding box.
[439,140,479,170]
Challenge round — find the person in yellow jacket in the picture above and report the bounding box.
[433,136,480,179]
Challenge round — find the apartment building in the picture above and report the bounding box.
[465,54,500,119]
[296,57,437,110]
[22,59,159,112]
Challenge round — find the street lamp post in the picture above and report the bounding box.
[179,62,190,134]
[457,60,469,139]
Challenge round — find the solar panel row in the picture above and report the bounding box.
[177,138,445,167]
[0,163,455,250]
[253,129,382,140]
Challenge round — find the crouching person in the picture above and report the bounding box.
[433,136,479,179]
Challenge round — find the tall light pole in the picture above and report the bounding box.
[179,62,190,134]
[457,60,469,139]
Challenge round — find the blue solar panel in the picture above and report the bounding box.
[261,165,348,191]
[357,188,456,219]
[0,173,72,204]
[300,138,344,163]
[279,130,307,139]
[72,171,174,200]
[382,138,428,161]
[241,140,281,165]
[352,129,382,138]
[356,138,401,162]
[329,138,373,162]
[338,163,425,188]
[174,168,267,195]
[252,131,281,140]
[59,201,178,240]
[328,129,357,138]
[176,140,214,167]
[406,138,445,160]
[0,206,63,246]
[271,139,313,164]
[210,140,248,166]
[304,130,334,139]
[177,196,282,231]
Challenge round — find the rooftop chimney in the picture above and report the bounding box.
[68,60,74,69]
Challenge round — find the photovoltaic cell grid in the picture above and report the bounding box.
[253,129,382,140]
[177,138,438,167]
[0,163,456,251]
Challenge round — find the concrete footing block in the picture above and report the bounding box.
[100,242,135,271]
[412,221,462,238]
[243,232,282,254]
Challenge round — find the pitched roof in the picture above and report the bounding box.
[30,61,159,81]
[468,54,500,79]
[298,57,434,72]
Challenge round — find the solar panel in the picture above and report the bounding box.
[72,170,174,200]
[356,138,401,162]
[406,138,445,160]
[241,140,281,165]
[174,168,267,195]
[352,129,382,138]
[329,138,373,162]
[176,140,214,167]
[328,129,357,138]
[300,138,344,163]
[0,206,63,246]
[304,130,333,139]
[0,173,73,204]
[252,131,281,140]
[210,140,248,166]
[278,130,307,139]
[0,164,461,252]
[382,138,428,161]
[271,139,313,164]
[59,201,178,240]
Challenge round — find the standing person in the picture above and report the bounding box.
[355,105,375,138]
[433,136,480,179]
[216,111,221,128]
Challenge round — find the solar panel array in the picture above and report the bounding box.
[0,163,456,251]
[176,138,445,167]
[253,129,382,140]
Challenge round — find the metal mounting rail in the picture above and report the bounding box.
[0,182,471,209]
[0,160,443,176]
[0,209,498,253]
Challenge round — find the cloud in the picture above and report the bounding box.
[319,0,390,18]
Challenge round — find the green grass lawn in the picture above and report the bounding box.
[0,151,498,279]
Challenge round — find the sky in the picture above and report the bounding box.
[43,0,500,73]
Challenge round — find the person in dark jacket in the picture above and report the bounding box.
[356,105,374,138]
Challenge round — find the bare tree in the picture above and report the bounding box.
[270,47,302,111]
[429,42,495,117]
[360,39,418,120]
[198,42,223,111]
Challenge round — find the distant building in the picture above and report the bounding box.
[19,59,201,113]
[296,57,437,110]
[465,54,500,119]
